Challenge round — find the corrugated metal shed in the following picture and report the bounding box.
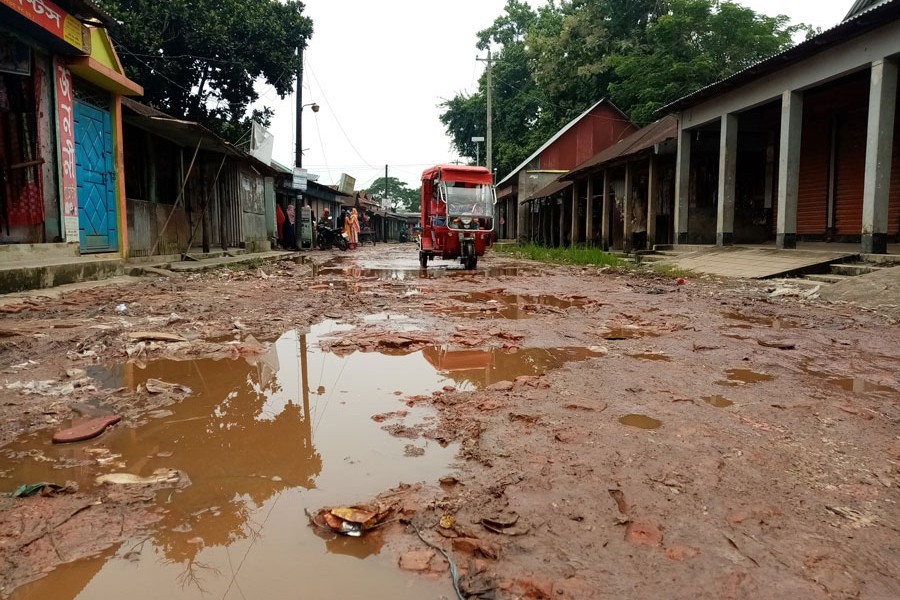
[496,99,635,187]
[525,179,572,202]
[564,116,677,181]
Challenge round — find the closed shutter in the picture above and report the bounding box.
[889,107,900,236]
[796,113,829,235]
[834,108,867,235]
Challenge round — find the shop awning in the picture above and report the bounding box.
[524,179,572,203]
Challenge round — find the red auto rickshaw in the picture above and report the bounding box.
[418,165,496,270]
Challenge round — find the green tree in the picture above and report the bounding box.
[362,177,420,212]
[528,0,667,122]
[607,0,801,124]
[440,0,560,179]
[99,0,313,141]
[442,0,807,182]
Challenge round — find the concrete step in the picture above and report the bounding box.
[860,253,900,266]
[804,273,852,284]
[167,250,296,273]
[635,254,668,263]
[0,256,124,294]
[830,263,883,276]
[653,244,709,254]
[0,242,79,263]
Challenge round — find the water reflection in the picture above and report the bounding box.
[422,346,603,390]
[313,258,528,281]
[440,291,586,320]
[5,323,456,600]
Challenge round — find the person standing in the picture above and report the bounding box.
[348,208,360,249]
[276,204,286,247]
[282,204,299,250]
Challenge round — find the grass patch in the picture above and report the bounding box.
[496,243,622,267]
[649,262,694,278]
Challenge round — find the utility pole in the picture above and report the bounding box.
[384,164,389,208]
[295,45,304,168]
[476,48,493,174]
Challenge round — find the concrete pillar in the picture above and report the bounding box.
[776,90,803,249]
[862,58,898,254]
[516,188,527,243]
[601,169,611,250]
[558,197,565,247]
[623,162,633,253]
[674,123,691,244]
[647,155,658,249]
[570,184,578,245]
[717,113,739,246]
[586,176,594,245]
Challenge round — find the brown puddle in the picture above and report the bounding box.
[440,291,586,319]
[722,311,800,330]
[802,366,898,395]
[314,258,529,281]
[599,327,658,340]
[719,368,775,386]
[422,345,604,389]
[703,395,734,408]
[618,414,663,429]
[627,352,671,362]
[3,323,456,600]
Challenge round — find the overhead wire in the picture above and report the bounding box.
[305,59,377,170]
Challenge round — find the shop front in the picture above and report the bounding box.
[0,0,141,256]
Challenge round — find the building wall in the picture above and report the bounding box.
[539,104,637,170]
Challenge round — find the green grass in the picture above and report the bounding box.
[495,243,622,267]
[648,262,694,279]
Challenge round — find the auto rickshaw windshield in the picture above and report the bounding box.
[442,182,495,218]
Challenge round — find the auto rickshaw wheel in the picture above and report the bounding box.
[419,251,428,269]
[464,255,477,270]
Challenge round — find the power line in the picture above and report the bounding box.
[305,59,377,170]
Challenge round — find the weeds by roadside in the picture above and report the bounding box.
[645,262,694,279]
[495,243,622,267]
[495,243,698,281]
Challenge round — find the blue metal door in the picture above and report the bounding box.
[74,100,118,252]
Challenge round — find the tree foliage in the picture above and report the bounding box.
[440,0,805,180]
[362,177,420,213]
[99,0,313,142]
[440,1,560,179]
[606,0,801,124]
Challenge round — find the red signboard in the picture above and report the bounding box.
[55,58,78,240]
[0,0,89,53]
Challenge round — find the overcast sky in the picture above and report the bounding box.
[256,0,851,189]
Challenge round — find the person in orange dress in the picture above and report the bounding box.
[348,208,360,249]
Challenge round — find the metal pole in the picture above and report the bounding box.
[486,48,492,173]
[295,45,304,168]
[476,49,493,174]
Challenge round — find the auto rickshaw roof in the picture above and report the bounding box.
[422,164,493,185]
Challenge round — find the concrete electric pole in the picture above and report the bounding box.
[476,48,493,175]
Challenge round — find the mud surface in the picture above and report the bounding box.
[1,244,899,599]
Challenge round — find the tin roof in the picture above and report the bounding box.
[564,116,677,181]
[663,0,900,113]
[121,97,275,174]
[525,179,573,203]
[496,98,631,187]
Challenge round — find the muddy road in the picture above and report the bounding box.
[1,243,899,599]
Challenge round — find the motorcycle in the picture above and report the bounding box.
[399,229,410,243]
[317,224,349,251]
